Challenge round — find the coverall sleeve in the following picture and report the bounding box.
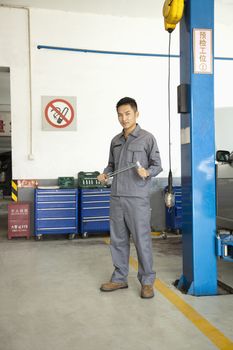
[147,136,163,178]
[103,141,114,175]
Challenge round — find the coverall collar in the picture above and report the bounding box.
[120,124,141,140]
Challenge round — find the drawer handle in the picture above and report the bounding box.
[37,227,76,230]
[37,217,76,220]
[83,206,110,210]
[83,219,109,223]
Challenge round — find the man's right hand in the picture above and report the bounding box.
[97,173,108,184]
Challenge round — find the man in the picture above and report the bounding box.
[97,97,162,299]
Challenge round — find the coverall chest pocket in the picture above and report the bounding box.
[113,144,122,164]
[127,144,148,167]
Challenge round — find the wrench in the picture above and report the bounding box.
[107,161,145,180]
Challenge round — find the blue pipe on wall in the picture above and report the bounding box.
[37,45,179,58]
[37,45,233,61]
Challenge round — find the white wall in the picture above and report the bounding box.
[0,6,180,179]
[0,3,232,180]
[215,1,233,153]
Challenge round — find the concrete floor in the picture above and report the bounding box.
[0,200,233,350]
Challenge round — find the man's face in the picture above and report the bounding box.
[117,104,138,132]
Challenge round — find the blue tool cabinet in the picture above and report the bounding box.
[34,188,78,240]
[79,188,110,237]
[165,186,182,233]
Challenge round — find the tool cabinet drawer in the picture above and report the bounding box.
[36,226,76,235]
[82,200,110,208]
[36,193,77,202]
[37,201,77,209]
[81,206,110,217]
[37,218,76,229]
[81,218,110,234]
[81,190,111,201]
[36,208,76,218]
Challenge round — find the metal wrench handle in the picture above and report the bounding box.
[107,163,138,178]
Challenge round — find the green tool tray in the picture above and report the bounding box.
[78,171,103,188]
[58,177,75,188]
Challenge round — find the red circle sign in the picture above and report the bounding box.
[44,99,75,128]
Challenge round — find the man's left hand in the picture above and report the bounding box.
[137,167,149,179]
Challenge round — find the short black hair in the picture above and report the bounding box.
[116,97,138,112]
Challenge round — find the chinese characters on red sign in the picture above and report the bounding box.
[8,203,30,239]
[10,224,29,232]
[10,208,29,216]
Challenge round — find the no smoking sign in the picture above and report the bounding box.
[42,96,77,131]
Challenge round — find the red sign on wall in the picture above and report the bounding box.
[42,96,77,131]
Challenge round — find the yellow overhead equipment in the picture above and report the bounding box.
[163,0,184,32]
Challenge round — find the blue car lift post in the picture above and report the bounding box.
[177,0,217,295]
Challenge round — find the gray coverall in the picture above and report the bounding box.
[104,124,162,285]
